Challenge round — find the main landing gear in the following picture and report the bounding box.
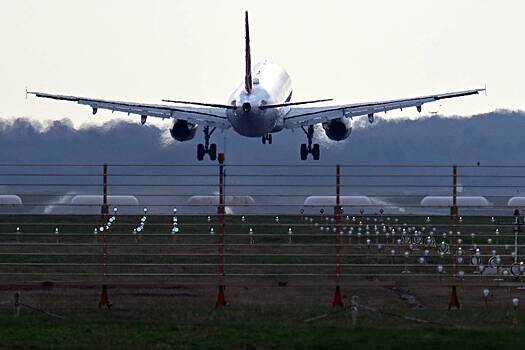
[300,125,320,160]
[197,126,217,161]
[261,133,273,144]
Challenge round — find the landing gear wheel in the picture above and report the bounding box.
[262,134,273,145]
[312,144,320,160]
[299,125,320,160]
[209,144,217,161]
[197,126,218,161]
[300,144,308,161]
[197,144,205,161]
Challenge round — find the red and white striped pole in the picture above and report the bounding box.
[216,153,226,307]
[333,164,344,307]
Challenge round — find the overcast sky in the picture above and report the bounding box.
[1,0,523,128]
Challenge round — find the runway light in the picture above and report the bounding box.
[437,265,444,273]
[210,228,214,235]
[483,288,490,298]
[113,207,118,213]
[513,298,520,307]
[143,207,148,214]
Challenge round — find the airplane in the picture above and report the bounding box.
[28,11,484,161]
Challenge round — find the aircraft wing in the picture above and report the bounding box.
[283,88,485,129]
[27,91,231,129]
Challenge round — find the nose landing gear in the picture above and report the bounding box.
[197,126,217,161]
[261,133,273,144]
[300,125,320,160]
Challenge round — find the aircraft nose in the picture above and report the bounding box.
[242,102,252,113]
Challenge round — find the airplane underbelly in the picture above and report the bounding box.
[230,110,278,137]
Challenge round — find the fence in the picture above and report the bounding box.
[1,159,525,308]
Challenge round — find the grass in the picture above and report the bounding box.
[1,313,525,349]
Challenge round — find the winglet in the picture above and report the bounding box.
[484,83,487,96]
[25,87,29,100]
[244,11,252,95]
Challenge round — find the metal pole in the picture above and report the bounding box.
[449,164,460,309]
[451,164,458,275]
[102,163,108,222]
[333,164,343,307]
[216,153,226,307]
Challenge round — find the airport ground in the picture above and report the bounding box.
[0,214,524,349]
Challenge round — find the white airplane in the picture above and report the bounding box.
[28,11,484,161]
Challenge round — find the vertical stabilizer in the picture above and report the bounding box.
[244,11,252,94]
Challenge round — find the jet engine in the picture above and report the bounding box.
[322,118,352,141]
[170,120,197,142]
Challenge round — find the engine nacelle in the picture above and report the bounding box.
[170,120,197,142]
[322,118,352,141]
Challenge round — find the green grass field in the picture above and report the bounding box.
[1,306,525,350]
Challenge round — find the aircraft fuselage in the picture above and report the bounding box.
[227,62,292,137]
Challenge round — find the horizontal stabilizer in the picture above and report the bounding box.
[162,99,236,110]
[259,98,333,109]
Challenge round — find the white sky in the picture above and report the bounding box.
[1,0,523,128]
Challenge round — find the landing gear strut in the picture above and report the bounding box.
[197,126,217,161]
[261,133,273,144]
[300,125,320,160]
